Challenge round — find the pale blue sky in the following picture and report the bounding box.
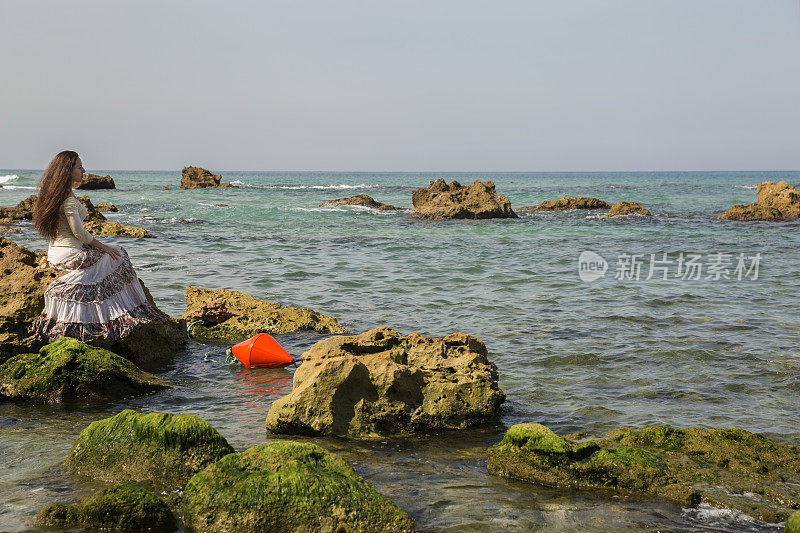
[1,0,799,171]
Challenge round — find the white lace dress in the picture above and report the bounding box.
[32,194,161,343]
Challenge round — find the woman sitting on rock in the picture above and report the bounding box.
[31,150,161,343]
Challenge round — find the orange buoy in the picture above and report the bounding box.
[230,333,294,368]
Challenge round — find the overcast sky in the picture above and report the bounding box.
[1,0,799,171]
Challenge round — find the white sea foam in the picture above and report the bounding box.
[229,181,379,190]
[0,174,19,184]
[0,185,36,191]
[734,184,758,189]
[293,205,404,214]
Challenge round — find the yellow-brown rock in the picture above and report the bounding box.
[95,202,118,212]
[412,179,517,220]
[180,166,236,189]
[76,173,116,190]
[265,327,506,438]
[720,180,800,221]
[605,201,652,217]
[84,221,152,238]
[182,286,347,341]
[519,197,610,211]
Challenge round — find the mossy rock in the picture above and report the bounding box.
[182,441,415,533]
[488,423,800,522]
[786,510,800,533]
[65,409,235,491]
[0,338,171,404]
[36,482,177,532]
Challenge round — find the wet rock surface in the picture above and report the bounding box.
[320,194,401,211]
[720,180,800,221]
[183,286,347,341]
[84,220,152,238]
[182,441,414,533]
[180,166,236,189]
[605,201,652,217]
[412,179,517,220]
[65,409,235,491]
[266,327,505,438]
[487,423,800,522]
[76,173,116,189]
[518,196,611,211]
[0,338,170,404]
[94,202,118,212]
[36,482,176,532]
[0,237,185,366]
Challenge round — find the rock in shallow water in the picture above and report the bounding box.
[183,286,347,341]
[0,338,171,404]
[36,482,176,532]
[266,327,505,438]
[182,441,414,533]
[320,194,401,211]
[65,409,235,490]
[487,423,800,522]
[518,196,611,211]
[412,179,517,220]
[0,237,185,366]
[84,220,152,238]
[605,201,652,217]
[720,180,800,221]
[180,166,236,189]
[76,172,116,190]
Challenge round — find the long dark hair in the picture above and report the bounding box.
[33,151,80,240]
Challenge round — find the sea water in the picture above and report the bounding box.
[1,170,799,531]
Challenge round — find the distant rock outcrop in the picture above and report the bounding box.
[182,286,347,341]
[320,194,400,211]
[180,166,236,189]
[412,179,517,220]
[605,201,652,217]
[76,173,116,190]
[266,327,506,438]
[720,181,800,221]
[518,197,610,211]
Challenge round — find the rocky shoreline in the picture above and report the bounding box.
[2,174,800,531]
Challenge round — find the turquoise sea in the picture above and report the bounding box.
[1,170,799,531]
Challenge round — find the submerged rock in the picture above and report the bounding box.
[605,201,652,217]
[487,423,800,522]
[95,202,118,212]
[518,196,611,211]
[180,166,236,189]
[76,173,116,190]
[65,409,235,490]
[0,237,185,366]
[183,286,347,341]
[84,220,152,238]
[720,180,800,221]
[36,482,176,532]
[320,194,401,211]
[266,327,505,438]
[0,338,170,404]
[412,179,517,220]
[182,441,414,533]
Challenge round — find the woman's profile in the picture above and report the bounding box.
[31,150,161,343]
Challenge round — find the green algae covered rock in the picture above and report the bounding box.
[487,423,800,523]
[36,482,176,532]
[786,510,800,533]
[0,338,171,404]
[182,441,414,533]
[65,409,235,490]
